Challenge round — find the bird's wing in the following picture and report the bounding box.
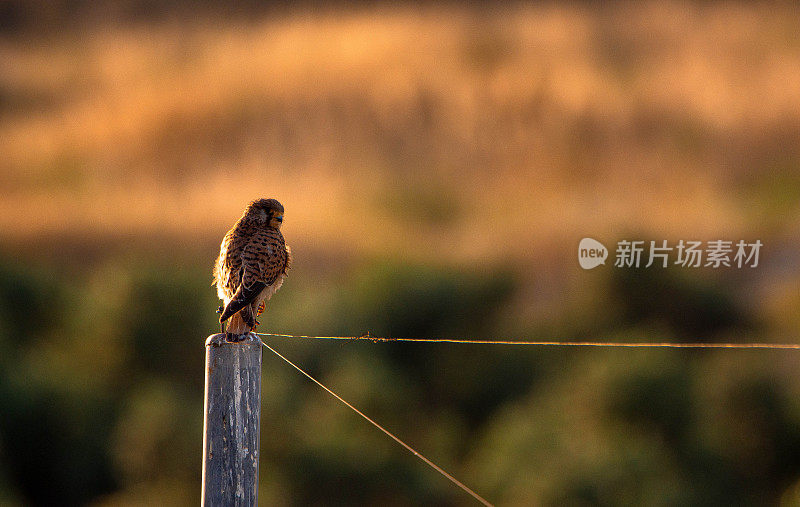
[214,230,238,292]
[219,232,284,322]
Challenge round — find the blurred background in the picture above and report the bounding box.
[2,1,800,505]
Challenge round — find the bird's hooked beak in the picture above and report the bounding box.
[275,214,283,223]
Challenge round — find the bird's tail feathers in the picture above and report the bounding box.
[219,281,266,322]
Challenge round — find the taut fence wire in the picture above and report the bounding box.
[256,331,800,506]
[257,333,800,349]
[259,337,494,507]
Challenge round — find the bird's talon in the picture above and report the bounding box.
[225,332,246,343]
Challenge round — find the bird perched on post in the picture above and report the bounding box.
[214,198,291,340]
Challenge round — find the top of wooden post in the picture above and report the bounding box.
[205,333,262,348]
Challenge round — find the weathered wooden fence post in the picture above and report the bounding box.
[202,333,262,506]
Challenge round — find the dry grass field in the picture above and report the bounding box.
[3,3,799,265]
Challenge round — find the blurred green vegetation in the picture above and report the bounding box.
[0,250,798,505]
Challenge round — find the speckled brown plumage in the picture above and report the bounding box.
[214,198,291,336]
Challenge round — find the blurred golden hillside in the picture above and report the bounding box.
[3,2,799,266]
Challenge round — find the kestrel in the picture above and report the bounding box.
[213,198,291,338]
